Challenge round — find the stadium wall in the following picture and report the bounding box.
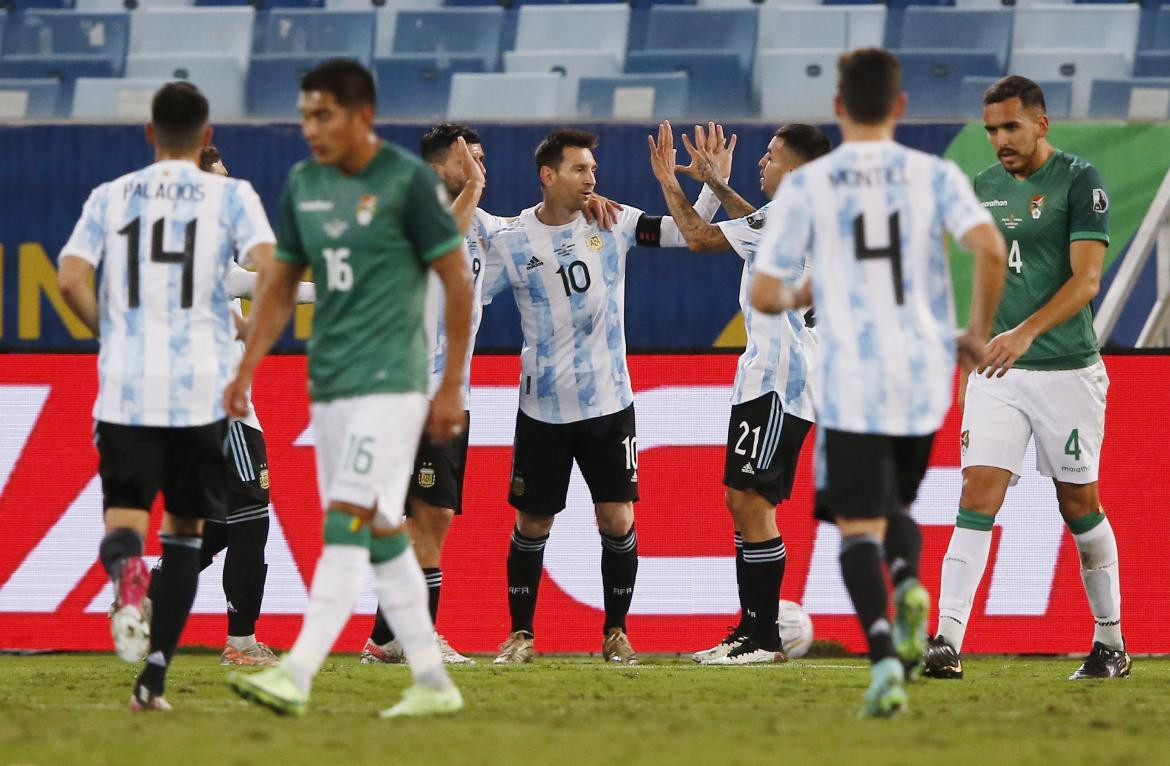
[2,122,1165,353]
[2,353,1168,655]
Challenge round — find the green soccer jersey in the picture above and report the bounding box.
[276,142,463,402]
[974,150,1110,370]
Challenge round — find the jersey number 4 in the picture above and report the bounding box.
[117,217,197,309]
[853,212,904,305]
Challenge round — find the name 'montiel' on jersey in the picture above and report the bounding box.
[60,160,275,428]
[975,150,1109,370]
[482,205,666,424]
[717,201,816,422]
[756,141,992,436]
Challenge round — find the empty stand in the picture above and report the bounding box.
[1089,76,1170,118]
[252,9,373,58]
[126,52,245,116]
[577,72,687,118]
[373,52,484,119]
[129,8,253,60]
[756,48,838,120]
[0,77,60,116]
[1012,49,1131,117]
[392,8,505,70]
[72,75,165,116]
[959,75,1073,118]
[513,3,629,63]
[447,71,561,119]
[898,8,1014,69]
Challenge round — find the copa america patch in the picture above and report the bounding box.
[1092,188,1109,214]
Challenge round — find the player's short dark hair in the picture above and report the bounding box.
[420,123,481,163]
[983,75,1047,114]
[775,124,831,163]
[300,59,376,110]
[199,145,222,173]
[535,129,598,174]
[151,81,209,151]
[837,48,901,125]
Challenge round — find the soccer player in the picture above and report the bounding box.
[485,128,725,665]
[56,82,277,710]
[648,120,829,664]
[749,49,1007,716]
[225,60,471,718]
[925,76,1131,681]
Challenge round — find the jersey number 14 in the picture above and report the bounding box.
[117,217,197,309]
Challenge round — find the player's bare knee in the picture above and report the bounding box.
[516,510,554,538]
[725,488,778,541]
[330,500,377,523]
[959,467,1011,516]
[836,517,886,540]
[104,507,151,536]
[595,502,634,536]
[1054,480,1100,521]
[161,513,203,537]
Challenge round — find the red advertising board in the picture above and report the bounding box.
[1,354,1167,654]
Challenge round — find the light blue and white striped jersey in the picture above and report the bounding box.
[756,141,990,436]
[60,160,276,428]
[482,205,647,424]
[424,207,511,408]
[717,201,817,421]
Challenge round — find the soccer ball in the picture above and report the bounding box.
[778,600,814,659]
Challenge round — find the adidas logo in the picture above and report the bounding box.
[526,256,544,270]
[741,463,755,475]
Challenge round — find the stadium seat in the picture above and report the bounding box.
[0,76,59,116]
[328,0,440,7]
[252,10,374,59]
[72,75,166,117]
[642,7,757,71]
[1,11,129,74]
[392,8,504,70]
[897,49,1002,118]
[447,71,561,119]
[625,50,752,117]
[129,8,253,61]
[372,53,484,119]
[756,48,839,120]
[74,0,191,9]
[514,3,629,65]
[896,8,1014,69]
[197,0,322,7]
[1010,49,1132,117]
[1136,51,1170,75]
[1,0,77,9]
[888,0,954,8]
[1012,5,1140,56]
[576,72,687,119]
[126,52,246,116]
[1088,76,1170,118]
[504,50,620,117]
[246,53,343,117]
[959,75,1073,118]
[1138,7,1170,50]
[757,7,885,51]
[0,56,117,114]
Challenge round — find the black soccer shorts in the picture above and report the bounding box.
[407,410,471,514]
[508,405,639,516]
[723,393,813,506]
[96,419,229,520]
[221,420,271,523]
[813,428,935,522]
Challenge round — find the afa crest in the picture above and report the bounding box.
[356,194,378,226]
[586,233,603,252]
[259,468,270,490]
[511,473,526,497]
[417,466,436,489]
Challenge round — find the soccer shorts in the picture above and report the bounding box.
[221,420,271,523]
[310,392,429,527]
[723,393,813,506]
[408,410,471,514]
[508,405,639,516]
[814,428,935,522]
[961,361,1108,485]
[95,419,229,519]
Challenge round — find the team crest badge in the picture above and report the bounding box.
[511,474,526,497]
[960,430,970,454]
[356,195,378,226]
[586,233,603,252]
[417,466,436,489]
[1030,195,1045,220]
[745,211,767,230]
[259,468,270,490]
[1093,188,1109,213]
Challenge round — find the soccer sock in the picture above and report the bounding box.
[224,515,269,638]
[368,567,441,645]
[370,608,394,646]
[507,527,548,636]
[600,526,638,634]
[936,509,993,652]
[98,527,144,582]
[136,534,201,697]
[284,544,368,695]
[1069,510,1124,651]
[884,511,922,587]
[371,534,451,691]
[734,531,751,634]
[839,533,896,664]
[742,537,786,651]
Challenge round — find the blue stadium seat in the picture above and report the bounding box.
[197,0,322,7]
[897,49,1002,118]
[1136,51,1170,75]
[625,50,752,117]
[642,7,757,71]
[72,76,166,117]
[897,8,1014,69]
[372,53,483,119]
[505,50,620,116]
[252,9,373,57]
[756,49,839,121]
[513,4,629,63]
[444,0,694,6]
[246,53,346,117]
[1089,76,1170,117]
[757,7,886,52]
[0,77,60,116]
[0,56,117,115]
[1,0,76,9]
[129,9,254,60]
[1138,8,1170,50]
[577,72,686,119]
[889,0,954,8]
[958,76,1072,118]
[392,8,504,70]
[447,71,562,118]
[1,11,129,73]
[1013,5,1140,55]
[1011,50,1132,117]
[127,52,247,116]
[0,11,5,55]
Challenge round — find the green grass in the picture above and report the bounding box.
[1,653,1166,766]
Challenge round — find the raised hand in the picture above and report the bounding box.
[456,135,485,189]
[679,121,737,184]
[647,120,680,186]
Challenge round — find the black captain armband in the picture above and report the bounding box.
[634,214,664,247]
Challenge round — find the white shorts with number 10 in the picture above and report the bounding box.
[311,392,429,526]
[960,361,1109,485]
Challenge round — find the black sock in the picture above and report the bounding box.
[137,534,201,696]
[507,527,548,636]
[423,567,442,625]
[884,511,922,587]
[743,536,787,651]
[370,607,394,645]
[224,515,269,637]
[600,526,638,634]
[99,527,143,582]
[839,533,896,664]
[734,531,751,635]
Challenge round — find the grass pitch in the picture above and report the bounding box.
[1,653,1166,766]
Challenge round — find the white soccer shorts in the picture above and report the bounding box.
[960,361,1109,485]
[310,392,429,526]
